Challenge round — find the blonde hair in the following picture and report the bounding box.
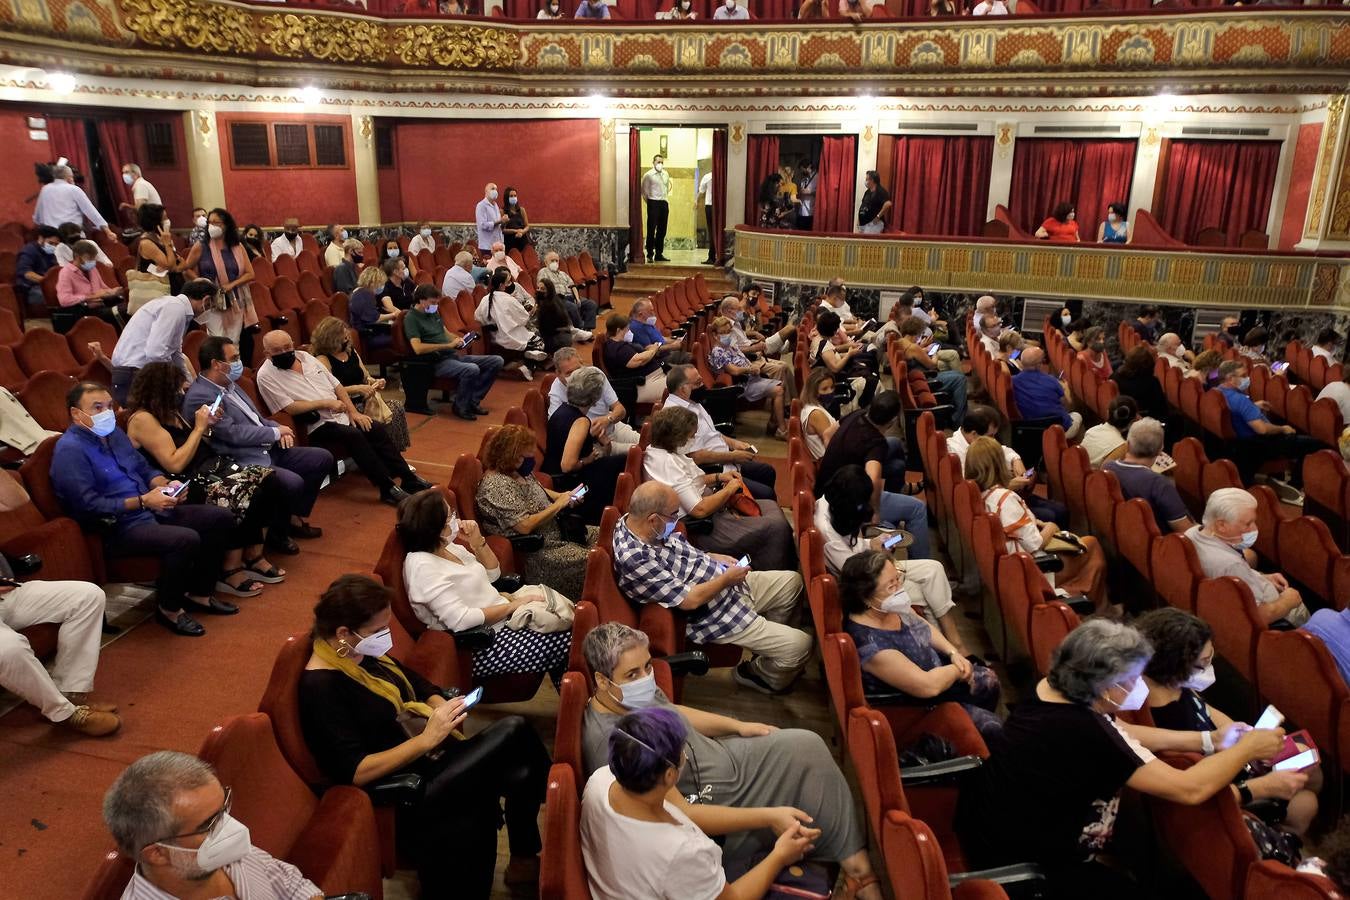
[710,315,733,333]
[309,317,353,358]
[965,435,1012,490]
[802,368,834,405]
[356,265,387,292]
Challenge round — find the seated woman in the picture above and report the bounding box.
[298,573,550,898]
[601,313,666,404]
[644,406,795,571]
[124,362,292,590]
[1065,317,1089,353]
[840,549,1001,740]
[1081,394,1137,468]
[541,366,625,524]
[310,316,409,451]
[1192,348,1225,388]
[1135,608,1320,838]
[819,465,968,655]
[798,369,839,461]
[347,265,396,352]
[379,256,417,312]
[966,436,1110,613]
[476,424,596,600]
[710,315,787,440]
[240,224,266,261]
[1036,202,1080,242]
[398,489,570,683]
[57,239,123,326]
[379,237,417,279]
[535,281,575,358]
[1238,326,1271,368]
[894,316,967,423]
[996,330,1025,376]
[1112,346,1167,420]
[580,624,882,900]
[476,267,549,379]
[812,309,877,415]
[1098,203,1131,244]
[1077,326,1112,381]
[956,619,1287,899]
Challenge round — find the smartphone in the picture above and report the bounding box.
[572,484,589,501]
[926,343,941,358]
[747,445,759,455]
[461,332,478,346]
[1010,349,1022,361]
[883,532,906,550]
[460,685,484,710]
[1274,748,1319,772]
[1271,361,1290,375]
[1254,705,1285,731]
[0,576,21,588]
[735,554,750,568]
[208,393,224,415]
[161,481,190,498]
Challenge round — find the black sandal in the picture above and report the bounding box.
[900,480,925,496]
[243,556,286,584]
[216,569,264,597]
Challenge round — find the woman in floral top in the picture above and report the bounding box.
[708,316,787,439]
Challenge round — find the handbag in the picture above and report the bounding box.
[125,267,169,316]
[556,510,589,545]
[364,388,393,425]
[724,853,832,900]
[728,488,762,517]
[1044,531,1087,556]
[1243,813,1303,866]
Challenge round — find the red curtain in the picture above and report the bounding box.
[96,119,136,225]
[1008,138,1137,234]
[712,128,727,263]
[1153,139,1283,246]
[885,134,992,236]
[628,127,643,264]
[46,116,95,200]
[814,135,857,233]
[744,135,779,227]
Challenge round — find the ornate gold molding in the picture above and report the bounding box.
[1306,95,1346,240]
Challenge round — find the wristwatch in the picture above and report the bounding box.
[1200,730,1215,756]
[1236,780,1253,805]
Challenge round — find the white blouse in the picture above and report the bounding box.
[643,447,709,514]
[799,403,836,461]
[404,544,504,633]
[474,291,535,351]
[983,486,1041,555]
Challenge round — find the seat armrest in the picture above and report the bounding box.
[682,515,716,536]
[662,651,709,678]
[491,574,524,594]
[1062,594,1094,616]
[508,533,545,554]
[900,754,983,786]
[452,625,496,651]
[949,863,1046,888]
[1032,551,1064,574]
[368,773,424,808]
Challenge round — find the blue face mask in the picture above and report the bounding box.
[719,334,733,347]
[518,457,536,478]
[85,408,116,438]
[226,359,244,382]
[657,515,677,541]
[1236,529,1258,550]
[1237,376,1251,393]
[424,303,439,315]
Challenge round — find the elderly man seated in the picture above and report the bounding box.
[440,249,482,300]
[103,751,323,900]
[330,238,364,296]
[1185,487,1309,626]
[717,295,796,395]
[269,217,303,262]
[663,364,779,500]
[1103,417,1194,535]
[1157,332,1195,376]
[536,249,598,338]
[549,347,639,454]
[1012,346,1083,439]
[612,482,810,695]
[486,241,521,280]
[626,297,691,364]
[322,223,348,268]
[255,330,430,506]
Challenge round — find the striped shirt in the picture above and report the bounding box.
[611,515,755,643]
[121,847,320,900]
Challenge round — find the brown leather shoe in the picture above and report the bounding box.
[65,705,122,737]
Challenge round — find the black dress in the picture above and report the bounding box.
[298,657,549,899]
[503,205,529,254]
[319,351,411,452]
[1111,371,1168,421]
[542,403,623,523]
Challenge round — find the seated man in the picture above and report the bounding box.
[717,296,795,392]
[1214,314,1242,350]
[626,298,691,365]
[601,313,666,404]
[1216,359,1323,491]
[1130,305,1162,344]
[185,337,331,543]
[819,284,870,341]
[408,220,438,258]
[402,283,504,421]
[330,238,363,296]
[255,331,430,506]
[103,751,323,900]
[975,312,1003,357]
[713,0,750,16]
[536,250,598,338]
[1012,346,1083,439]
[1317,367,1350,425]
[14,225,61,310]
[1157,332,1195,375]
[322,223,348,268]
[664,364,778,500]
[948,405,1068,527]
[0,472,118,736]
[612,482,810,695]
[812,391,931,560]
[440,249,484,300]
[269,217,303,262]
[53,382,239,637]
[1185,487,1309,626]
[550,347,639,455]
[575,0,611,16]
[486,241,521,280]
[1103,417,1195,534]
[1312,327,1342,365]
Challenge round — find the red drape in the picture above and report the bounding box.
[814,135,857,233]
[46,117,95,201]
[1008,138,1137,235]
[744,135,779,227]
[712,128,727,263]
[884,134,992,236]
[96,119,136,225]
[628,127,643,264]
[1153,139,1283,246]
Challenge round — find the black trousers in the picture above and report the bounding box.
[310,420,412,492]
[1233,433,1324,487]
[109,504,236,611]
[704,203,716,262]
[236,472,293,547]
[645,198,669,259]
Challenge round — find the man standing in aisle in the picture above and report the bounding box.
[34,165,116,240]
[118,163,161,214]
[796,159,817,231]
[476,182,507,259]
[641,155,671,263]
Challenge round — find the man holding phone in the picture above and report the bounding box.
[109,278,218,407]
[403,284,504,421]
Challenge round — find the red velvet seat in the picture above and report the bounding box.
[0,344,27,392]
[1084,469,1122,556]
[1028,600,1078,678]
[65,315,119,366]
[880,810,1009,900]
[1195,576,1265,688]
[1256,628,1347,773]
[296,271,325,305]
[579,545,681,660]
[1277,515,1343,606]
[15,327,94,379]
[0,306,23,346]
[17,370,76,432]
[1041,424,1067,503]
[1060,444,1091,532]
[541,763,593,900]
[1245,860,1341,899]
[1150,532,1205,612]
[1114,496,1161,584]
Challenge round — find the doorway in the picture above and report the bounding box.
[634,125,719,264]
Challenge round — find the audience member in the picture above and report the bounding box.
[1112,346,1167,420]
[53,381,238,637]
[1157,332,1195,375]
[575,0,612,17]
[996,330,1024,375]
[949,405,1068,526]
[601,313,668,403]
[550,347,639,455]
[613,482,809,695]
[838,0,876,19]
[486,241,522,281]
[189,208,258,348]
[1078,326,1111,381]
[1238,326,1271,367]
[709,315,788,438]
[476,268,549,378]
[407,221,437,258]
[640,155,671,261]
[856,169,890,234]
[442,249,482,299]
[1135,608,1319,837]
[664,364,778,498]
[330,238,363,296]
[718,296,794,375]
[966,436,1108,611]
[798,369,838,461]
[1185,488,1309,626]
[813,309,878,411]
[972,0,1009,13]
[379,236,417,279]
[1129,306,1161,343]
[535,281,574,356]
[840,549,1000,739]
[1214,314,1243,349]
[957,618,1286,898]
[500,187,530,253]
[975,312,1003,357]
[310,316,409,450]
[321,224,348,268]
[537,250,598,338]
[1312,327,1341,364]
[627,297,689,363]
[1081,394,1136,467]
[269,217,303,262]
[580,707,818,900]
[1317,366,1350,425]
[476,182,507,255]
[1103,418,1193,534]
[1035,202,1080,242]
[118,162,161,211]
[402,283,504,420]
[34,165,114,237]
[14,225,61,309]
[538,0,564,15]
[56,239,122,326]
[186,337,331,540]
[580,624,882,898]
[109,278,217,406]
[380,256,417,311]
[541,365,625,522]
[298,574,549,897]
[187,208,207,247]
[347,265,396,351]
[1098,202,1130,243]
[103,751,320,899]
[240,224,266,261]
[0,473,117,736]
[1064,317,1089,353]
[1013,346,1083,439]
[1216,360,1322,488]
[895,316,967,421]
[130,203,185,302]
[397,490,570,680]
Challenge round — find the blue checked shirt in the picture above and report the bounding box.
[611,515,755,644]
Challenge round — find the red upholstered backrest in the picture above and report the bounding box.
[879,810,959,900]
[19,435,64,520]
[1148,751,1259,900]
[1195,577,1263,684]
[15,327,79,375]
[1041,424,1067,501]
[448,453,481,520]
[1245,860,1342,900]
[1278,516,1340,604]
[18,370,78,432]
[1085,469,1122,551]
[256,633,327,787]
[65,316,119,365]
[1256,629,1348,765]
[820,632,865,738]
[1151,533,1204,613]
[847,706,909,837]
[1029,601,1078,679]
[1114,497,1161,581]
[553,671,589,789]
[77,851,135,900]
[1061,445,1091,526]
[541,764,592,900]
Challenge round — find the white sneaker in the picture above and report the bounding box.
[524,349,549,362]
[518,366,534,381]
[572,328,595,343]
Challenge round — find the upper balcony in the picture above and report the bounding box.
[1,0,1347,97]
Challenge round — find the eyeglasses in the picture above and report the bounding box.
[147,786,232,850]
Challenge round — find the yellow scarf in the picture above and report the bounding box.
[311,637,435,719]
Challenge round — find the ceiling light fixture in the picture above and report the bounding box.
[300,84,322,105]
[48,72,76,95]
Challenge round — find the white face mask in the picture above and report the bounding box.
[1110,677,1149,712]
[207,224,224,239]
[156,813,251,879]
[420,228,432,238]
[547,260,559,272]
[195,215,207,229]
[351,626,393,659]
[609,671,658,708]
[122,172,134,185]
[654,162,664,171]
[1182,663,1216,692]
[444,513,461,545]
[488,189,499,201]
[623,330,634,343]
[162,219,171,230]
[878,589,913,615]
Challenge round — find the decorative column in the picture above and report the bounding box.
[1128,125,1163,221]
[986,122,1016,219]
[599,118,617,226]
[1303,95,1350,250]
[727,120,747,226]
[183,110,226,211]
[616,123,632,229]
[855,119,879,220]
[350,112,382,225]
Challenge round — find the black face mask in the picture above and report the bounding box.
[271,351,296,370]
[351,253,363,264]
[285,230,299,239]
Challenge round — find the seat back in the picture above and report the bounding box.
[1171,437,1206,517]
[1148,751,1259,900]
[1061,445,1091,529]
[1084,469,1123,553]
[1245,860,1343,899]
[77,852,136,900]
[1201,458,1242,500]
[448,453,483,521]
[846,706,910,838]
[820,632,867,739]
[256,633,329,786]
[1041,424,1067,502]
[1029,600,1078,678]
[1114,497,1161,582]
[1256,629,1347,767]
[879,810,974,900]
[16,327,80,376]
[1151,533,1204,612]
[65,315,119,364]
[580,546,640,631]
[1277,515,1340,605]
[541,764,592,900]
[553,671,590,788]
[1195,576,1264,686]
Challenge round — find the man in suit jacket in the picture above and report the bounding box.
[184,335,332,549]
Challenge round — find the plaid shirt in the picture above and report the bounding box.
[611,515,755,644]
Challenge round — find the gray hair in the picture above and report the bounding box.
[72,239,100,260]
[566,365,606,409]
[454,250,474,268]
[629,481,675,520]
[103,751,216,857]
[1218,360,1246,382]
[718,297,738,315]
[553,346,580,369]
[975,295,996,313]
[123,163,142,176]
[52,164,73,181]
[1202,487,1256,528]
[666,364,694,394]
[1158,332,1181,353]
[631,298,652,317]
[582,621,650,679]
[1126,417,1164,457]
[1047,619,1152,705]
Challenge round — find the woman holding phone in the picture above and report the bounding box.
[298,574,551,898]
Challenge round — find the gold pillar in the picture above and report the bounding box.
[184,110,226,211]
[1305,95,1350,248]
[599,118,617,226]
[351,112,382,226]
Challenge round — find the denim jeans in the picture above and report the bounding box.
[878,490,931,560]
[434,353,504,409]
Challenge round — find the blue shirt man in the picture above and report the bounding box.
[14,226,61,303]
[1011,346,1083,438]
[626,299,667,351]
[475,183,505,254]
[52,414,159,532]
[574,0,611,17]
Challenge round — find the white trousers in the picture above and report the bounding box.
[896,558,956,620]
[606,421,642,457]
[859,221,885,234]
[0,580,106,722]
